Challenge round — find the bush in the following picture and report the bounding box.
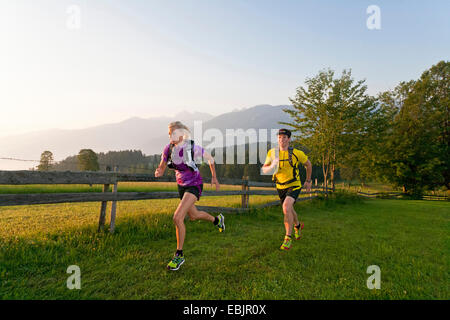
[310,191,363,208]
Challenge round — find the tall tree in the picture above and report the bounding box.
[77,149,100,171]
[360,81,415,185]
[37,151,54,171]
[382,61,449,195]
[283,69,374,190]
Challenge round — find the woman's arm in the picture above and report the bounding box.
[203,150,220,191]
[154,157,168,177]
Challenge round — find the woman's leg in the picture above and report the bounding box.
[173,192,197,250]
[187,204,215,222]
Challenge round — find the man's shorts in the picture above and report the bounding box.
[178,184,203,201]
[277,186,302,206]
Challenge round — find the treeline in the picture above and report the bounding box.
[49,149,162,174]
[284,60,449,197]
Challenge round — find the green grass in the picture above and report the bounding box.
[0,193,448,300]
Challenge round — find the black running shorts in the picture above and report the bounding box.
[178,184,203,201]
[277,186,302,205]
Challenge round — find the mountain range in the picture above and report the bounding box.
[0,104,293,170]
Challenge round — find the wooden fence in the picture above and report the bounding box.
[357,191,449,201]
[0,170,329,233]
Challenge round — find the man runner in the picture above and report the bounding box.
[262,128,312,251]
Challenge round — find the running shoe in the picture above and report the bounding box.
[294,222,304,240]
[167,253,185,271]
[280,235,292,251]
[216,214,225,232]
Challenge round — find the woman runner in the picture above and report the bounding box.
[155,121,225,271]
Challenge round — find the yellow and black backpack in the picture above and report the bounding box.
[272,146,299,185]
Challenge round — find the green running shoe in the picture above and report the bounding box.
[216,214,225,232]
[280,235,292,251]
[167,254,185,271]
[294,222,304,240]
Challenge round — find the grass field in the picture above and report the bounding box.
[0,187,449,300]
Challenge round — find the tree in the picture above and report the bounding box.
[381,61,449,196]
[77,149,100,171]
[283,69,375,191]
[37,151,54,171]
[357,81,415,186]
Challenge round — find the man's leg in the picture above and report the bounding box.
[279,196,296,250]
[291,206,300,226]
[282,196,296,236]
[285,187,303,239]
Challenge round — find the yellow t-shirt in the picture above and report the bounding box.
[264,148,308,189]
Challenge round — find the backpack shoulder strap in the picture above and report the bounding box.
[291,147,300,165]
[167,143,175,162]
[190,140,195,159]
[288,146,295,167]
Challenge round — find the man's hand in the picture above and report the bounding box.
[271,158,279,168]
[211,176,220,191]
[261,158,278,174]
[304,180,312,192]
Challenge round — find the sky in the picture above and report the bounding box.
[0,0,449,138]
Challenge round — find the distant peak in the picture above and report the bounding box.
[253,104,274,108]
[174,110,191,117]
[120,116,146,123]
[174,110,212,117]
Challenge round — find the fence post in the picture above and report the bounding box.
[241,176,249,209]
[245,176,249,208]
[98,183,110,232]
[109,166,119,233]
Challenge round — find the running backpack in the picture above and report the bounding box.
[272,146,299,185]
[167,140,198,172]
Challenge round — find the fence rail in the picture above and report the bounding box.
[0,170,329,233]
[357,190,448,201]
[0,170,279,187]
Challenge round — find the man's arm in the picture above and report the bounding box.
[303,159,312,192]
[261,150,278,174]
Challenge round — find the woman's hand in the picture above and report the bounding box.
[154,167,164,177]
[211,176,220,191]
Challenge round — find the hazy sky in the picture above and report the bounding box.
[1,0,449,137]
